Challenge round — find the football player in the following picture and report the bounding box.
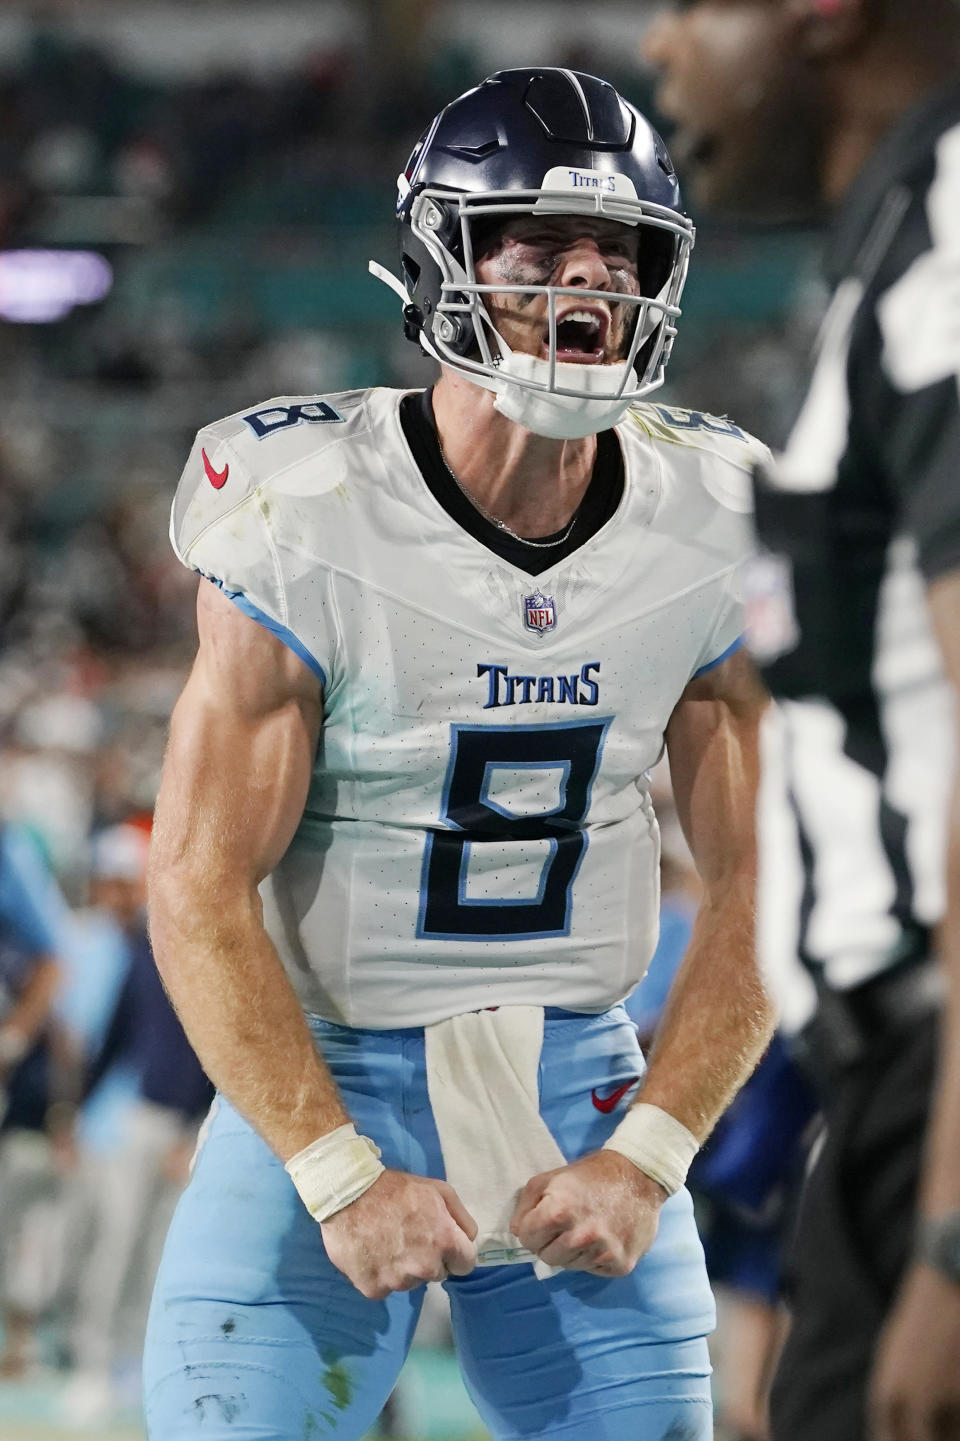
[144,68,774,1440]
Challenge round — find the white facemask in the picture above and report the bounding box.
[370,181,688,442]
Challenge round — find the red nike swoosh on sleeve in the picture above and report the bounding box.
[590,1078,638,1113]
[202,447,229,489]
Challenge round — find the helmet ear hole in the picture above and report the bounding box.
[401,256,421,291]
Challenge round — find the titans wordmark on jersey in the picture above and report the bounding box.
[171,388,762,1028]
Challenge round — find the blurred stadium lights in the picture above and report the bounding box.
[0,249,113,324]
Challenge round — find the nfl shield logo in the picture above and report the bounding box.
[743,551,799,665]
[523,591,557,635]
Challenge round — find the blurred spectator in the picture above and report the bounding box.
[628,799,818,1441]
[58,823,212,1426]
[0,822,67,1377]
[693,1038,817,1441]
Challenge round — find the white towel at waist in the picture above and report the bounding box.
[424,1005,567,1280]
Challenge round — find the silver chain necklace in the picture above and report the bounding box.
[436,437,581,550]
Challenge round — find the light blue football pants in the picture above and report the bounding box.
[143,1006,715,1439]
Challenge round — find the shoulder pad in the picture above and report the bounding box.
[171,390,371,563]
[626,401,771,514]
[628,401,770,468]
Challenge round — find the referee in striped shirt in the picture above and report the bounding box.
[646,2,960,1439]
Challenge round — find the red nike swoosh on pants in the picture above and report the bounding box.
[590,1078,638,1113]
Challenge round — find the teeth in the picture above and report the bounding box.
[560,311,601,332]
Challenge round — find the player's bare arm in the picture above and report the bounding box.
[149,579,337,1159]
[870,568,960,1441]
[641,645,773,1134]
[149,580,477,1297]
[513,646,775,1275]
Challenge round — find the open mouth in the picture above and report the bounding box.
[549,308,611,364]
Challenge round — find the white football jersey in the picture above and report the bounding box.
[171,387,762,1028]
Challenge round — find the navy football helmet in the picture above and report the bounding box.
[370,67,694,438]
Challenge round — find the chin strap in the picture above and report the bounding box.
[369,260,421,344]
[369,260,442,348]
[368,260,409,305]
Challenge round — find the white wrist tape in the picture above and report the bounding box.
[602,1103,699,1196]
[285,1124,385,1223]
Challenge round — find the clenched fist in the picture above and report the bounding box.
[321,1169,478,1299]
[511,1150,667,1276]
